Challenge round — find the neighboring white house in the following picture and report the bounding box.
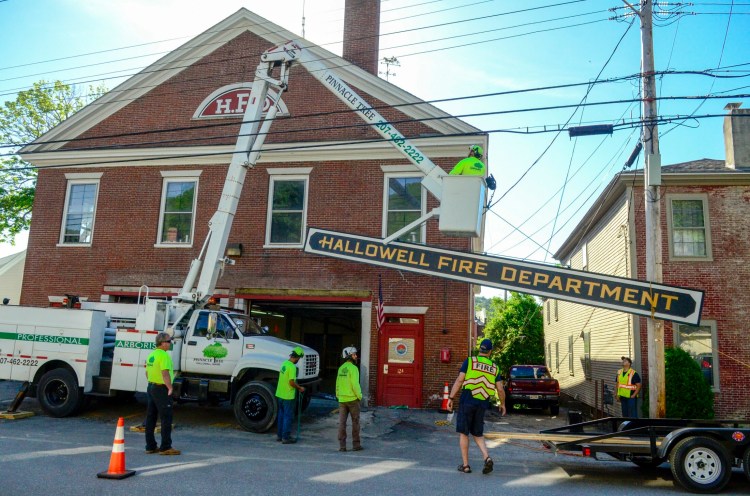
[0,250,26,305]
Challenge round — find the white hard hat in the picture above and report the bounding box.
[342,346,358,359]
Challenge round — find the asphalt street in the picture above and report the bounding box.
[1,380,748,495]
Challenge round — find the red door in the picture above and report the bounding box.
[376,316,423,407]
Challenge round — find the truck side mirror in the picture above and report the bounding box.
[261,326,270,335]
[207,312,218,339]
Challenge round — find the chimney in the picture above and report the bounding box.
[724,102,750,169]
[343,0,381,75]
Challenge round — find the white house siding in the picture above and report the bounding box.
[544,194,634,415]
[0,251,26,306]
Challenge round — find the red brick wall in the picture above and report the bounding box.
[632,184,750,419]
[63,30,430,152]
[343,0,381,75]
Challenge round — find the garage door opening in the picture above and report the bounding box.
[248,301,362,395]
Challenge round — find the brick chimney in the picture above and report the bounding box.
[342,0,381,75]
[724,102,750,169]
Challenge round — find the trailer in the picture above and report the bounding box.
[486,417,750,493]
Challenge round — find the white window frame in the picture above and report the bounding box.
[58,172,103,247]
[581,243,588,271]
[154,170,201,248]
[675,320,720,392]
[264,168,312,248]
[382,172,427,244]
[568,335,574,376]
[666,193,713,261]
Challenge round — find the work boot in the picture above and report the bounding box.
[158,448,181,455]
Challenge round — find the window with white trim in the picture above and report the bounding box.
[266,175,308,247]
[583,331,592,380]
[675,321,720,390]
[667,194,712,260]
[59,173,102,245]
[383,174,425,244]
[568,335,574,376]
[157,171,200,246]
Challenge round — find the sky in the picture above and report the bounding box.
[0,0,747,297]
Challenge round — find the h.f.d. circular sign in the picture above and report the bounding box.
[395,343,408,356]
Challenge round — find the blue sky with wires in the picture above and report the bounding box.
[0,0,748,297]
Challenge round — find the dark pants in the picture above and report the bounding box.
[338,400,361,449]
[145,383,173,451]
[620,396,638,418]
[456,401,487,437]
[277,398,295,440]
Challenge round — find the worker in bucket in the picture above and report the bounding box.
[449,145,486,176]
[447,339,505,475]
[336,346,363,452]
[276,346,305,444]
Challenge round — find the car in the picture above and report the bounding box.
[504,364,560,416]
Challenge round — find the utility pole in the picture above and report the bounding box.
[628,0,666,418]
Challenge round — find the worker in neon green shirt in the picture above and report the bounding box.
[276,346,305,444]
[336,346,363,452]
[449,145,486,176]
[144,332,180,455]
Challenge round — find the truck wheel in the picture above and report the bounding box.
[669,436,731,493]
[743,446,750,482]
[37,369,83,417]
[233,382,276,433]
[299,391,312,413]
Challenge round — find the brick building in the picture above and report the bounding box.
[545,104,750,419]
[19,6,487,405]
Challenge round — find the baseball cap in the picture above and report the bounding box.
[479,339,493,352]
[621,356,632,364]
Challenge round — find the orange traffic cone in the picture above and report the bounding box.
[439,383,451,413]
[97,417,136,479]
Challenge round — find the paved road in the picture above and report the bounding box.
[1,380,748,495]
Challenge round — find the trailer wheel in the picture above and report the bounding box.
[669,436,731,493]
[233,381,276,433]
[743,446,750,482]
[37,369,83,417]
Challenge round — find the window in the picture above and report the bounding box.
[546,301,550,325]
[157,171,200,246]
[568,335,574,376]
[59,173,102,245]
[554,300,559,322]
[667,194,712,260]
[581,243,588,271]
[547,343,552,369]
[555,341,560,373]
[266,173,309,247]
[675,321,719,390]
[383,174,425,243]
[583,331,592,380]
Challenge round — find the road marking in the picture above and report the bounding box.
[132,456,245,476]
[0,445,110,463]
[310,460,416,484]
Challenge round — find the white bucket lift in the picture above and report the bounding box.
[438,175,485,238]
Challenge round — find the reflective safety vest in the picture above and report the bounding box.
[462,356,499,401]
[617,368,637,398]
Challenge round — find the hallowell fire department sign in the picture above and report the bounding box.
[193,83,289,119]
[304,228,704,325]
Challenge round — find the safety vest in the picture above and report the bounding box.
[462,356,498,401]
[617,368,637,398]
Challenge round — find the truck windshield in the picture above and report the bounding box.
[228,313,263,336]
[510,366,551,379]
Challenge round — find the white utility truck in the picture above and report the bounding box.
[0,40,484,431]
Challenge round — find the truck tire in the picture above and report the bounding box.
[669,436,731,493]
[233,381,277,433]
[37,369,84,417]
[743,446,750,482]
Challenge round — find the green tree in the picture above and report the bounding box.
[0,80,106,243]
[641,347,714,419]
[481,292,544,375]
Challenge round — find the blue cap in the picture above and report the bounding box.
[479,339,493,352]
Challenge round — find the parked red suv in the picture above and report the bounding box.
[504,365,560,416]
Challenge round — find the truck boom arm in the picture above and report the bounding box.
[177,40,450,307]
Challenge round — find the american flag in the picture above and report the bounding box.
[377,275,385,332]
